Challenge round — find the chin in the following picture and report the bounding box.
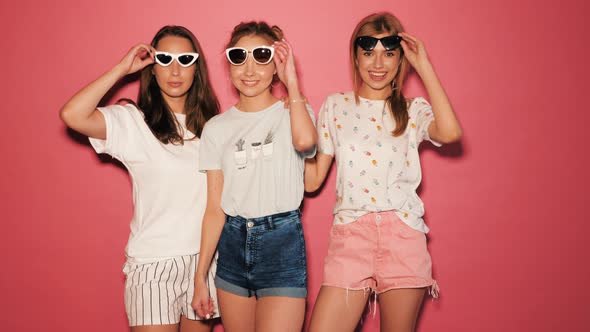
[237,85,270,98]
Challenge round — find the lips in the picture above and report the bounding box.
[368,71,388,81]
[168,82,182,88]
[241,80,259,87]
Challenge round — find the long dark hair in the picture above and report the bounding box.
[351,13,409,137]
[137,25,219,144]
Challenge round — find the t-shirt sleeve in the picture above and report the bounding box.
[88,104,143,160]
[316,97,335,156]
[198,120,222,171]
[411,97,442,147]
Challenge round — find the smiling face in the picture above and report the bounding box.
[152,35,197,106]
[228,34,276,98]
[356,33,403,99]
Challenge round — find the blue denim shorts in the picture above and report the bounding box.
[215,209,307,298]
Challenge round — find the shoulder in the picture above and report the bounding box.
[326,91,354,104]
[320,92,355,113]
[98,103,144,122]
[407,97,432,116]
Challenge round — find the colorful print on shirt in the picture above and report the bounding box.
[316,92,441,233]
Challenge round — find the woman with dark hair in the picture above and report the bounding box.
[191,21,317,332]
[305,12,463,332]
[60,25,220,332]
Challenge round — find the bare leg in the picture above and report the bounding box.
[217,289,256,332]
[179,315,216,332]
[378,288,426,332]
[308,286,370,332]
[255,296,306,332]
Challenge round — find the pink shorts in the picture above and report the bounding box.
[323,211,438,296]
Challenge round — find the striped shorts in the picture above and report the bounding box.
[123,254,218,326]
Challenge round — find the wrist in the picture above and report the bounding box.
[415,61,435,77]
[286,81,300,94]
[111,63,129,79]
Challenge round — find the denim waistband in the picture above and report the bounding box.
[226,209,300,227]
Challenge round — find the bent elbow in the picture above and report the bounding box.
[305,180,320,193]
[438,130,462,144]
[293,138,316,153]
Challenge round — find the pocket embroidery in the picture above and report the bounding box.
[262,131,274,157]
[234,138,247,167]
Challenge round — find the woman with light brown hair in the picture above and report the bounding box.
[191,21,317,332]
[306,12,462,331]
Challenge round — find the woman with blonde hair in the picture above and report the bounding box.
[306,12,462,331]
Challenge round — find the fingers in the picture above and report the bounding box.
[398,32,417,42]
[192,296,216,319]
[194,298,210,318]
[132,43,154,59]
[399,32,425,53]
[273,39,293,62]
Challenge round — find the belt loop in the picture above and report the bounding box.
[267,215,275,230]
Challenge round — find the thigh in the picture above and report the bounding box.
[378,288,426,332]
[130,324,178,332]
[179,315,216,332]
[217,288,256,332]
[308,286,370,332]
[255,296,306,332]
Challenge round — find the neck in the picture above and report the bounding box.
[162,94,187,114]
[236,89,278,113]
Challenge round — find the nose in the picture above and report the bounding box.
[170,60,181,75]
[374,53,384,68]
[244,57,255,76]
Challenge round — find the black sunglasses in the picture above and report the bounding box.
[355,36,402,51]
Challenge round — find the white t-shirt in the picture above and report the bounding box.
[199,101,315,218]
[89,104,207,260]
[317,92,440,233]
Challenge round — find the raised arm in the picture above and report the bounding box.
[273,39,317,151]
[399,32,462,144]
[59,44,155,139]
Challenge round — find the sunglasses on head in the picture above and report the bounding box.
[154,51,199,67]
[225,46,275,65]
[355,35,403,51]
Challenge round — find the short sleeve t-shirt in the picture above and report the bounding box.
[89,104,207,260]
[317,92,440,233]
[199,101,316,218]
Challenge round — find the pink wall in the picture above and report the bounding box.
[1,0,589,331]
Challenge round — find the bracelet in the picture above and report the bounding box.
[290,98,307,104]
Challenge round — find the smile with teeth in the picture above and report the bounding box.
[242,80,259,87]
[369,71,387,79]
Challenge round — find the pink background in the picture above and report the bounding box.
[1,0,589,331]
